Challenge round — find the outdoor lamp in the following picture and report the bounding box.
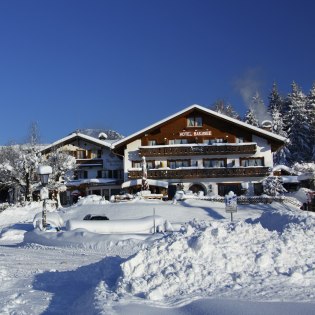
[37,165,52,186]
[37,165,52,230]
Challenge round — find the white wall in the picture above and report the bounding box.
[253,136,273,167]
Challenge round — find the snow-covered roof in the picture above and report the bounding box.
[273,165,295,174]
[40,132,113,153]
[66,178,117,186]
[122,179,169,188]
[112,104,287,148]
[273,165,292,172]
[298,173,315,181]
[281,176,299,183]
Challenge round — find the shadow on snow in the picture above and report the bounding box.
[33,255,125,315]
[181,200,225,220]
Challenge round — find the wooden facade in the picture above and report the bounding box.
[113,105,286,197]
[128,167,271,180]
[139,143,257,157]
[140,109,253,146]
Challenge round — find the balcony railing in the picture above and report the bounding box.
[76,159,103,167]
[139,143,257,157]
[128,167,270,179]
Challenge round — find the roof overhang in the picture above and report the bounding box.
[66,178,117,186]
[122,179,169,189]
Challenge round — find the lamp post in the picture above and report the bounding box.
[37,165,52,230]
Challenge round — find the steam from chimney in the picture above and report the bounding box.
[234,68,271,123]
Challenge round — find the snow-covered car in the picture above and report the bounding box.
[83,214,109,220]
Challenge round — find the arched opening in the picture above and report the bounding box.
[189,183,207,195]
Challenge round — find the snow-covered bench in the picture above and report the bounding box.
[142,194,164,200]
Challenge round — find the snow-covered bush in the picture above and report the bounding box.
[263,176,287,196]
[77,195,110,206]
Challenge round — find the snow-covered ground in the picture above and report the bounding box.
[0,194,315,314]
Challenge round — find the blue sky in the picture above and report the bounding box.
[0,0,314,145]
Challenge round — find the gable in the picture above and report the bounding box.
[40,132,111,155]
[113,105,286,152]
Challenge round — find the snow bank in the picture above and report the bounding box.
[115,219,315,302]
[0,202,42,229]
[23,228,158,253]
[76,195,110,206]
[287,188,313,204]
[249,205,315,232]
[33,212,64,230]
[66,216,173,234]
[0,228,27,243]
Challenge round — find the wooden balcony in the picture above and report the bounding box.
[128,167,270,180]
[76,159,103,167]
[139,143,257,157]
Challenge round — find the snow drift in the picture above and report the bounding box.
[66,215,173,234]
[115,219,315,302]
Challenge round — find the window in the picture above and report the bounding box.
[168,159,190,169]
[76,170,88,179]
[103,170,122,179]
[88,150,98,159]
[203,159,226,168]
[148,140,157,146]
[97,150,102,158]
[77,150,86,159]
[240,158,264,167]
[132,161,142,168]
[169,139,188,145]
[97,170,102,178]
[146,161,155,169]
[187,116,202,127]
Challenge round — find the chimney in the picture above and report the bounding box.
[260,120,272,132]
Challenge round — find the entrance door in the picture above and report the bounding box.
[189,184,206,195]
[218,183,241,196]
[168,185,177,200]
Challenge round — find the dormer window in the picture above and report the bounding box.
[187,116,202,127]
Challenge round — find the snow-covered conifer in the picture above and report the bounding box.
[244,92,264,127]
[262,176,287,196]
[286,82,311,164]
[268,82,283,113]
[210,100,241,119]
[306,83,315,160]
[244,107,259,126]
[272,107,290,165]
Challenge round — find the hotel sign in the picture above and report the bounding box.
[179,130,212,137]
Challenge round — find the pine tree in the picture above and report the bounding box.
[267,84,289,165]
[244,92,267,127]
[271,107,290,165]
[268,82,283,113]
[286,82,311,164]
[306,83,315,161]
[210,99,240,119]
[244,107,259,126]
